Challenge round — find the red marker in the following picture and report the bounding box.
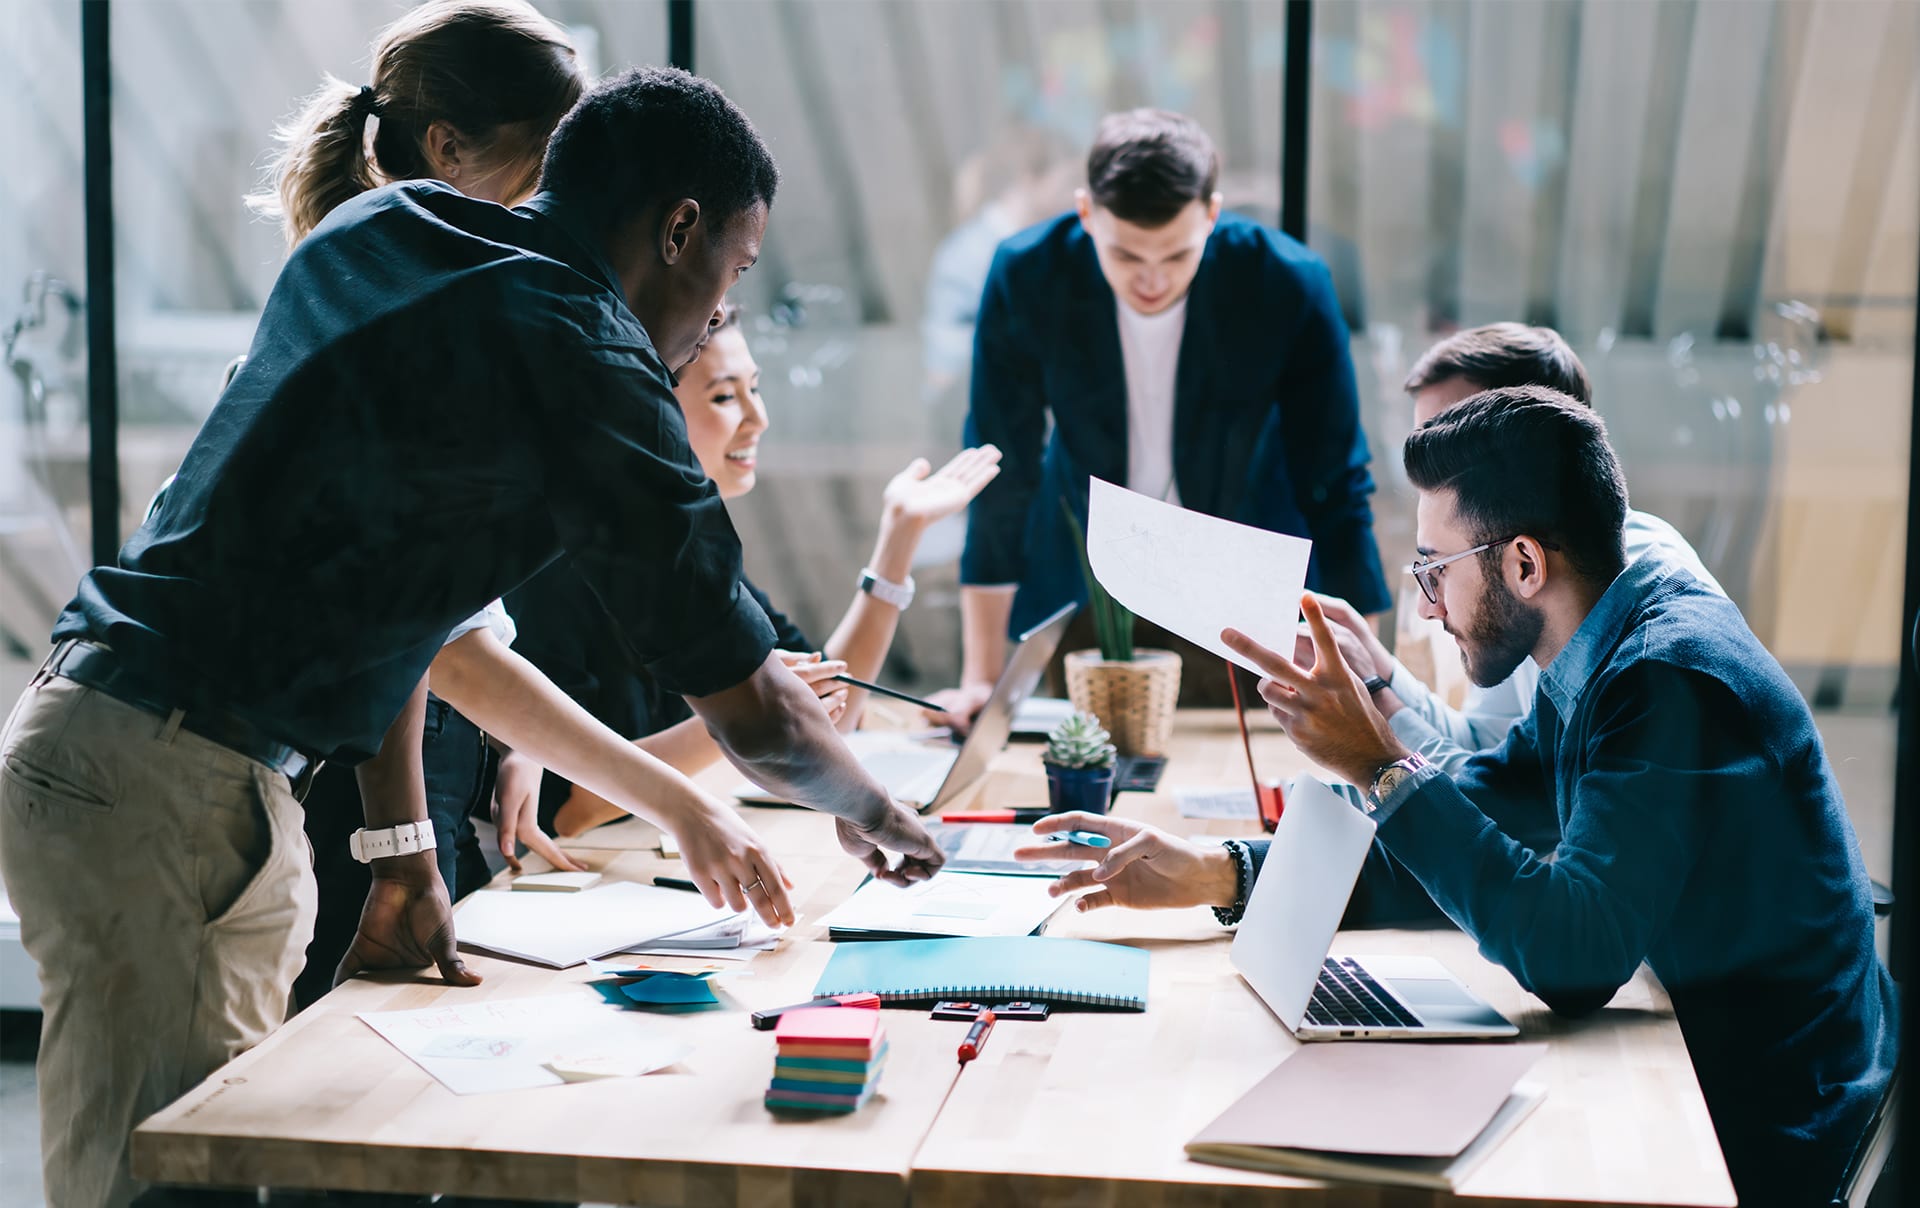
[938,810,1049,825]
[957,1009,996,1065]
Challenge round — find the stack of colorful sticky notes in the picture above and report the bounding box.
[585,964,725,1013]
[766,1007,887,1113]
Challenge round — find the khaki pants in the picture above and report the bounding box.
[0,675,318,1208]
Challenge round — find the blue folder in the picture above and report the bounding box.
[812,936,1148,1009]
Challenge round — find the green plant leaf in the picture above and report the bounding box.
[1061,496,1133,661]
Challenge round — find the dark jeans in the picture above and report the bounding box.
[294,693,496,1010]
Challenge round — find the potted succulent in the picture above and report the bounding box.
[1061,502,1182,756]
[1043,710,1118,815]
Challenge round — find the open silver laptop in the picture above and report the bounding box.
[1231,775,1518,1041]
[734,603,1076,813]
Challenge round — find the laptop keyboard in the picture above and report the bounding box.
[861,748,955,803]
[1304,958,1424,1030]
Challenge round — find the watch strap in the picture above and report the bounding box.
[858,567,915,610]
[349,820,438,863]
[1362,674,1390,696]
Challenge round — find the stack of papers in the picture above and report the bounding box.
[456,881,777,968]
[358,992,692,1095]
[766,1006,888,1113]
[622,909,785,961]
[819,871,1066,941]
[928,823,1084,876]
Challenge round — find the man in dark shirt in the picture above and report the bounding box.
[0,68,939,1208]
[1025,388,1898,1206]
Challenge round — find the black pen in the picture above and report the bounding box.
[653,876,700,893]
[831,673,946,714]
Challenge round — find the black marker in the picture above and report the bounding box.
[831,673,947,714]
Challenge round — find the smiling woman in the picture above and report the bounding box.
[506,305,1003,839]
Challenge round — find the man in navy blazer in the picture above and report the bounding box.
[937,110,1389,719]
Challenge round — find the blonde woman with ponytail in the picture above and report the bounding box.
[251,0,582,243]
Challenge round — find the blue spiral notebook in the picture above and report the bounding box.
[813,936,1149,1010]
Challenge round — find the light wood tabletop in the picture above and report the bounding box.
[132,710,1734,1206]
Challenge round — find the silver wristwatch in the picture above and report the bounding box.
[1365,752,1430,815]
[858,567,915,611]
[349,820,437,863]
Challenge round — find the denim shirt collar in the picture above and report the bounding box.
[517,192,626,302]
[1538,553,1688,721]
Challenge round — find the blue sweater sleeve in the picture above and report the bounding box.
[959,246,1049,587]
[1373,661,1724,1015]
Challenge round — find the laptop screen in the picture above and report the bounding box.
[1229,775,1378,1028]
[928,603,1077,809]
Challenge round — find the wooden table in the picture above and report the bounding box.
[133,711,1734,1206]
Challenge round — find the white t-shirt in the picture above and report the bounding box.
[1115,296,1188,504]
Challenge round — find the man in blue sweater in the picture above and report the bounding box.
[1024,387,1897,1206]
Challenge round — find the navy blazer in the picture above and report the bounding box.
[959,210,1390,636]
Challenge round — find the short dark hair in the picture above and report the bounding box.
[1404,386,1628,586]
[1404,323,1592,404]
[540,66,778,235]
[1085,109,1219,227]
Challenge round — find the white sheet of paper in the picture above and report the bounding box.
[455,881,738,968]
[511,870,602,892]
[358,993,689,1095]
[819,871,1065,938]
[1175,787,1259,819]
[1087,477,1313,675]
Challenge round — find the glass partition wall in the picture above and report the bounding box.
[0,0,1911,955]
[1307,0,1917,933]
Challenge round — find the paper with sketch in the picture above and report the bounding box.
[358,993,692,1095]
[821,871,1065,939]
[1087,477,1313,675]
[455,881,739,968]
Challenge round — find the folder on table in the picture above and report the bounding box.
[813,936,1148,1009]
[1186,1042,1548,1191]
[819,871,1066,941]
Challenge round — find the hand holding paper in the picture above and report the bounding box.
[1085,478,1312,675]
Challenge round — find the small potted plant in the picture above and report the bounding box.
[1062,502,1181,756]
[1043,710,1118,815]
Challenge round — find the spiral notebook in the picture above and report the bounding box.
[812,936,1149,1009]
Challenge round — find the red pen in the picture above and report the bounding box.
[939,810,1049,825]
[957,1009,996,1065]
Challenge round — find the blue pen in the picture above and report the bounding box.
[1046,830,1112,849]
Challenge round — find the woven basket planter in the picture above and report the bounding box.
[1063,648,1182,757]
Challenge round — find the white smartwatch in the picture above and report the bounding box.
[349,821,438,863]
[858,567,915,611]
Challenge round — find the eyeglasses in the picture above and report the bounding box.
[1405,535,1560,604]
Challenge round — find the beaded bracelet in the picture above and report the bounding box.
[1211,838,1254,927]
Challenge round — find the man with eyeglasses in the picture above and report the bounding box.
[1025,386,1896,1207]
[1303,323,1721,776]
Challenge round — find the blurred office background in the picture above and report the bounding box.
[0,0,1914,1162]
[5,0,1912,854]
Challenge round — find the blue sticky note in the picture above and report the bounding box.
[620,975,721,1007]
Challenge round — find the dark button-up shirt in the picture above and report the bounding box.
[1253,555,1897,1205]
[505,561,809,824]
[55,181,776,763]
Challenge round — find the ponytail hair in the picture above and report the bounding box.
[247,1,583,247]
[246,76,381,246]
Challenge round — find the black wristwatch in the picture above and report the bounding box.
[1362,674,1390,697]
